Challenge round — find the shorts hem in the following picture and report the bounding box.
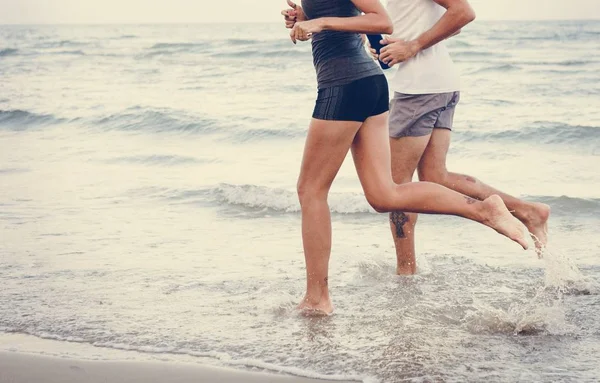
[312,115,366,123]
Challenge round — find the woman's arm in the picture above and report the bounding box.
[322,0,393,34]
[281,0,308,29]
[290,0,392,43]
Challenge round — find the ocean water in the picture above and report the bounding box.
[1,20,600,382]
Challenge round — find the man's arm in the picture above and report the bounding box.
[379,0,475,66]
[413,0,474,51]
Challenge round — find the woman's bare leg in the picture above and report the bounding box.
[296,118,362,315]
[350,113,529,249]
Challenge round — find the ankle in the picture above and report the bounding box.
[512,202,543,224]
[472,198,490,224]
[304,285,329,303]
[397,262,416,275]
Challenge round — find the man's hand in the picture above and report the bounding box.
[379,37,421,67]
[281,0,307,29]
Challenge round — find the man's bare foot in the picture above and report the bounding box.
[297,295,333,316]
[519,202,550,256]
[480,195,529,250]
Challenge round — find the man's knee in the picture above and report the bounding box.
[418,166,448,185]
[391,173,413,185]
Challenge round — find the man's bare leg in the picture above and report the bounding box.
[351,113,529,250]
[418,129,550,252]
[389,135,432,275]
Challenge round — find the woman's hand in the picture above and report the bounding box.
[365,40,379,61]
[290,19,324,44]
[281,0,307,29]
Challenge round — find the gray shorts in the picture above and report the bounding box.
[389,91,460,138]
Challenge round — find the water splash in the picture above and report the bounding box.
[542,246,596,295]
[465,245,591,336]
[465,291,573,336]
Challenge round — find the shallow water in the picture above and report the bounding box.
[1,21,600,382]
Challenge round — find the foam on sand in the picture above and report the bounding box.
[0,351,358,383]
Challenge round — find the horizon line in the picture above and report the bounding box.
[0,18,599,26]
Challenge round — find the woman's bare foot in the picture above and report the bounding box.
[397,260,417,275]
[297,294,334,316]
[518,202,550,256]
[479,195,529,250]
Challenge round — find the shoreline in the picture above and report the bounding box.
[0,351,357,383]
[0,334,358,383]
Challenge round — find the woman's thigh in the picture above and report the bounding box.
[350,111,395,201]
[298,118,362,196]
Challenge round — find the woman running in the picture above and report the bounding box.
[282,0,529,315]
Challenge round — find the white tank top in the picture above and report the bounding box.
[387,0,461,94]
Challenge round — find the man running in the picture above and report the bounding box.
[374,0,550,274]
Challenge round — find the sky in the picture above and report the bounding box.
[0,0,598,24]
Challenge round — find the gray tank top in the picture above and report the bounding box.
[301,0,383,89]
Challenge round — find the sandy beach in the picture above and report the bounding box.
[0,351,355,383]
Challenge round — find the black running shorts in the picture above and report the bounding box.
[312,75,389,122]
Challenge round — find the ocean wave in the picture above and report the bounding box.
[228,127,305,142]
[140,43,211,58]
[157,183,372,215]
[51,50,86,56]
[148,39,282,50]
[498,30,600,42]
[106,155,212,166]
[0,110,65,130]
[218,49,309,59]
[35,40,89,48]
[223,38,261,45]
[220,39,290,48]
[0,168,30,174]
[470,63,520,74]
[209,184,371,214]
[537,60,594,66]
[0,48,19,57]
[452,50,498,58]
[532,195,600,216]
[447,40,472,48]
[92,107,221,134]
[149,42,206,50]
[144,40,294,58]
[457,122,600,149]
[160,183,600,217]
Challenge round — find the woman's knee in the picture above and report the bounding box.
[297,178,328,206]
[365,190,396,213]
